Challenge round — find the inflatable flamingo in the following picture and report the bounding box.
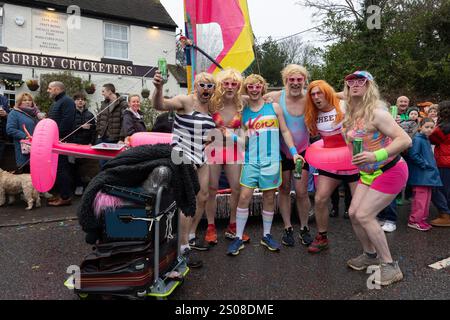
[28,119,172,192]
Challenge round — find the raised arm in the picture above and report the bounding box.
[152,71,186,112]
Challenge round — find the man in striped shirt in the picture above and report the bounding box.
[153,71,216,268]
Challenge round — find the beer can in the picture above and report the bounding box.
[390,105,398,119]
[353,138,363,156]
[158,57,168,83]
[293,158,303,179]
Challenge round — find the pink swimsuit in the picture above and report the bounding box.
[207,111,244,164]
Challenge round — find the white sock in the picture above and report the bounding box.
[188,233,196,241]
[262,210,274,236]
[236,207,249,239]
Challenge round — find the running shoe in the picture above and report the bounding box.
[307,234,329,253]
[227,238,244,256]
[260,234,281,252]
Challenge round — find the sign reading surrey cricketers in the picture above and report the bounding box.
[0,51,155,78]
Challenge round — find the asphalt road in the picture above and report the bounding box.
[0,197,449,300]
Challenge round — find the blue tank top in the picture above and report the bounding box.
[242,103,280,164]
[279,90,310,157]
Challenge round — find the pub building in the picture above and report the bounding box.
[0,0,187,106]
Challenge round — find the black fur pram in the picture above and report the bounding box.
[70,144,199,299]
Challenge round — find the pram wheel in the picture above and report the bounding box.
[78,293,89,300]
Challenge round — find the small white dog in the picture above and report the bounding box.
[0,168,41,210]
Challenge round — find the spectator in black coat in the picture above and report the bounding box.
[120,94,147,140]
[70,92,97,196]
[70,92,96,145]
[47,81,76,206]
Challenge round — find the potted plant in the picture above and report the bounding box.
[83,81,96,94]
[26,79,39,91]
[141,88,150,98]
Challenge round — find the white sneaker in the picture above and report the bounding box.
[377,219,385,227]
[75,186,84,196]
[382,221,397,232]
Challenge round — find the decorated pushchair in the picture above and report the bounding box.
[65,144,199,300]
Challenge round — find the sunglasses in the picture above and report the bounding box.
[246,84,263,91]
[198,83,215,89]
[310,91,323,98]
[222,81,239,88]
[346,78,367,88]
[287,77,304,83]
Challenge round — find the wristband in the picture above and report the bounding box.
[374,148,388,162]
[289,146,298,157]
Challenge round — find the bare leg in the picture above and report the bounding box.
[262,189,276,212]
[224,164,242,224]
[190,165,210,235]
[205,164,222,225]
[180,214,191,247]
[294,169,312,229]
[353,188,397,263]
[278,170,293,229]
[348,184,379,254]
[314,175,341,233]
[237,186,254,209]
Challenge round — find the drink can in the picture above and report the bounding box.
[158,58,168,83]
[353,138,363,156]
[293,158,303,179]
[390,105,398,119]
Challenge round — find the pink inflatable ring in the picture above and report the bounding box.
[305,139,357,171]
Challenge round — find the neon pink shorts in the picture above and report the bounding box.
[359,160,408,195]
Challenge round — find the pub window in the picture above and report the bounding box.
[1,82,16,107]
[104,22,129,60]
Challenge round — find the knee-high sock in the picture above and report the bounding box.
[236,207,249,239]
[262,210,275,236]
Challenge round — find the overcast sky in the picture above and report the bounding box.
[160,0,321,44]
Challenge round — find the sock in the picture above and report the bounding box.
[180,244,190,253]
[236,207,249,239]
[228,222,236,229]
[208,224,215,229]
[188,233,196,241]
[319,231,328,239]
[262,210,275,237]
[365,251,377,259]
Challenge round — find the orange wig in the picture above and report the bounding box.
[304,80,343,136]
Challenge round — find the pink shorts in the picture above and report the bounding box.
[359,160,408,195]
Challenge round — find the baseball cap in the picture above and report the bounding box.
[345,70,374,81]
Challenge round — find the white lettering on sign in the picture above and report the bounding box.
[32,9,68,55]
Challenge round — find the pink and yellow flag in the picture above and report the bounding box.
[184,0,255,78]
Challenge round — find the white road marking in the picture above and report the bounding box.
[428,257,450,270]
